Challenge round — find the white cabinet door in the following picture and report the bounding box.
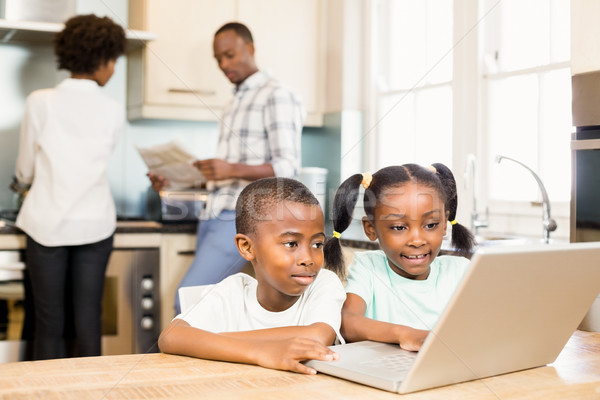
[128,0,235,121]
[238,0,324,126]
[128,0,324,126]
[159,234,196,329]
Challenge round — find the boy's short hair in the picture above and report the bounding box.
[236,177,320,235]
[54,14,126,74]
[215,22,254,43]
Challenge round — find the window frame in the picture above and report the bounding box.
[363,0,571,240]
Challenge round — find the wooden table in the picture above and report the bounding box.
[1,330,600,399]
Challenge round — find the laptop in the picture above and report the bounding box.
[306,242,600,393]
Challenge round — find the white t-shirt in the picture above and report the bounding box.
[345,250,470,330]
[176,269,346,342]
[15,78,123,246]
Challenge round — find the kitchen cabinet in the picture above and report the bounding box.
[237,0,324,126]
[159,233,196,328]
[127,0,324,126]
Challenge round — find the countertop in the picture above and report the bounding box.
[0,330,598,399]
[0,218,463,256]
[0,219,198,236]
[0,219,199,250]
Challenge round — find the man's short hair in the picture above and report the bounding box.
[235,177,320,235]
[215,22,254,43]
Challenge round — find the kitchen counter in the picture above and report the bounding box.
[0,219,198,236]
[1,330,599,399]
[0,219,198,249]
[1,218,470,259]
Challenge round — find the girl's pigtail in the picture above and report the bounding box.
[323,174,364,279]
[432,163,476,256]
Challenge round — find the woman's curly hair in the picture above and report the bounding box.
[54,14,126,74]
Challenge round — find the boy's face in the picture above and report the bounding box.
[236,201,325,312]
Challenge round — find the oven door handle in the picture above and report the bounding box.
[571,139,600,150]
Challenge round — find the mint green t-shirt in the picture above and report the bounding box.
[344,250,470,330]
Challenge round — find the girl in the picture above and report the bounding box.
[324,163,475,351]
[15,14,126,359]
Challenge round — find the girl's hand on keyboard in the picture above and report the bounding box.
[399,328,429,351]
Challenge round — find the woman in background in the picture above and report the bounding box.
[14,14,126,360]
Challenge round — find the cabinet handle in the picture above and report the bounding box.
[168,88,216,96]
[571,139,600,150]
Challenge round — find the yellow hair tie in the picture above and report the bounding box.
[428,165,437,174]
[449,220,458,225]
[332,231,341,239]
[361,172,373,189]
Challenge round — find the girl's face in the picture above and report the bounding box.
[362,183,448,280]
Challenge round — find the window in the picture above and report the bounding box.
[368,0,571,237]
[371,0,453,168]
[484,0,571,203]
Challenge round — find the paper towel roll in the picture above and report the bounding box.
[299,167,328,213]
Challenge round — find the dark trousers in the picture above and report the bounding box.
[26,235,113,360]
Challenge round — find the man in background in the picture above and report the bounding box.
[149,22,305,313]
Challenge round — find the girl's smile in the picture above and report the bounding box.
[401,252,431,265]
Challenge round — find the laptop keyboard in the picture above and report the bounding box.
[359,351,417,373]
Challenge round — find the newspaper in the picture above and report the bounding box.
[136,139,206,189]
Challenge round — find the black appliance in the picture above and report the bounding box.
[571,127,600,242]
[571,71,600,243]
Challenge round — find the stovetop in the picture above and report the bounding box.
[0,210,18,223]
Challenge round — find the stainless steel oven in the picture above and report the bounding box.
[102,248,161,355]
[0,246,161,360]
[571,127,600,332]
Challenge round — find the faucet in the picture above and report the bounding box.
[495,155,557,244]
[464,154,488,237]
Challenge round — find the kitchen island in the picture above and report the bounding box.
[0,330,599,399]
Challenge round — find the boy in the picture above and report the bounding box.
[158,178,345,375]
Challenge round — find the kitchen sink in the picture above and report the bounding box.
[475,235,531,247]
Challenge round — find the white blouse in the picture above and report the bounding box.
[15,78,124,246]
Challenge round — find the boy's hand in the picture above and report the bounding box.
[398,327,429,351]
[253,337,339,375]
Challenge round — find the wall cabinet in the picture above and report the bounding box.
[0,18,155,51]
[127,0,324,126]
